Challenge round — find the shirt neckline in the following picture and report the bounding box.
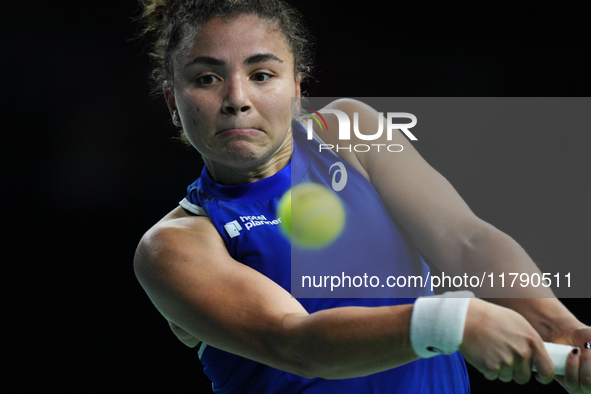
[197,121,309,203]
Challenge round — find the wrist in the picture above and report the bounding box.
[492,298,583,341]
[410,291,474,358]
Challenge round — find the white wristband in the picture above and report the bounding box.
[410,291,474,358]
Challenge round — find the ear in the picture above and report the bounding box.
[292,76,302,119]
[164,83,181,126]
[295,75,302,98]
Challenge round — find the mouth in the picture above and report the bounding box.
[216,128,263,137]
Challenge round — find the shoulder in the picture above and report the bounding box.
[314,98,372,135]
[311,98,424,180]
[133,206,223,285]
[310,98,372,180]
[323,98,371,113]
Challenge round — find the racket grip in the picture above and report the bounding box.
[532,342,576,375]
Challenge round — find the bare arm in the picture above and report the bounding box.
[315,98,589,390]
[315,98,581,328]
[134,207,419,379]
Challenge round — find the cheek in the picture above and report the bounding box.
[181,102,213,128]
[177,91,212,118]
[265,89,295,118]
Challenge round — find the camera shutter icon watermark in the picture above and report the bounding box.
[224,220,243,238]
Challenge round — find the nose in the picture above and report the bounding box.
[221,75,252,116]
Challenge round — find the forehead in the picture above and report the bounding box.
[175,14,293,67]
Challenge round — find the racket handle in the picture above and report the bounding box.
[532,342,576,375]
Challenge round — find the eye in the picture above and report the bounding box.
[196,75,220,86]
[251,72,271,82]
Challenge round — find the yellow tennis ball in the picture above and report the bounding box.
[277,182,345,249]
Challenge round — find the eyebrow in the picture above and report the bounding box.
[185,53,284,68]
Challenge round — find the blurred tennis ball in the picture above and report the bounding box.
[277,183,345,249]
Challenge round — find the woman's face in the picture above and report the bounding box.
[166,15,301,179]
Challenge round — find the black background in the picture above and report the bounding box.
[6,0,589,392]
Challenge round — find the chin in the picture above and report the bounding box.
[223,142,267,165]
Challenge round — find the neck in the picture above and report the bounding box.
[204,132,294,185]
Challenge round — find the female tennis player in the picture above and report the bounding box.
[134,1,590,392]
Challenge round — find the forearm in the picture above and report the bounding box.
[456,222,582,340]
[456,221,555,298]
[137,217,422,381]
[280,304,418,379]
[487,298,585,342]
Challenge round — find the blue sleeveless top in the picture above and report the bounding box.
[180,121,470,393]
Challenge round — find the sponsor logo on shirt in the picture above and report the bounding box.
[223,220,242,238]
[224,215,282,238]
[329,162,348,192]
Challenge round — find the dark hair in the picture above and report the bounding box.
[138,0,314,94]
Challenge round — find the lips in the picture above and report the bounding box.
[216,128,263,137]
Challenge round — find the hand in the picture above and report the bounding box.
[459,299,555,385]
[552,326,591,393]
[168,321,200,348]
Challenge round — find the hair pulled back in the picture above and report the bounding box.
[138,0,314,94]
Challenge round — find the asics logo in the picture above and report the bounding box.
[330,162,347,192]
